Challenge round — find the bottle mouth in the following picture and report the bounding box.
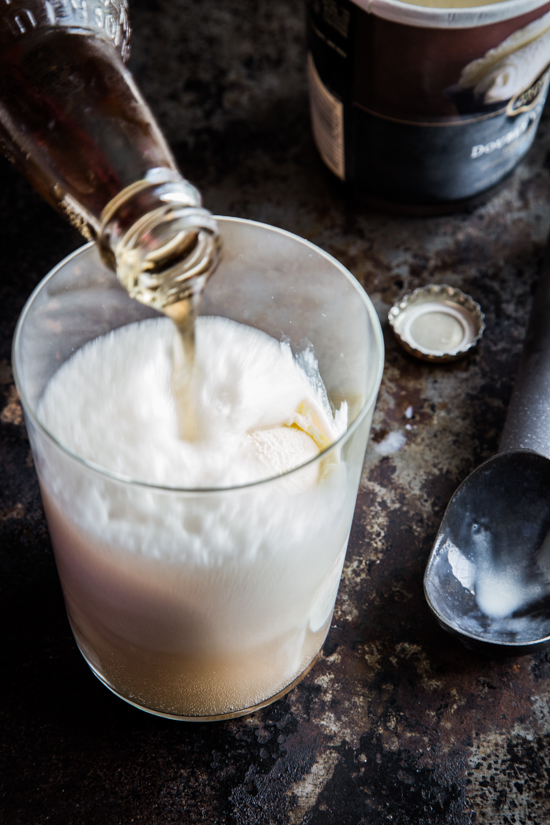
[98,168,222,311]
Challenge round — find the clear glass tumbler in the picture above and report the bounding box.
[13,217,384,721]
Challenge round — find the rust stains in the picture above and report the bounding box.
[1,384,23,426]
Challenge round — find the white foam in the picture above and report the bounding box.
[38,316,347,489]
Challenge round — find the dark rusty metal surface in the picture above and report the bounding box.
[2,1,550,822]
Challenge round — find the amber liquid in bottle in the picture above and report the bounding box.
[0,8,221,438]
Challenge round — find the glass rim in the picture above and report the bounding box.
[13,216,385,495]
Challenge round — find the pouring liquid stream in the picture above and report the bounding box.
[113,224,219,444]
[163,295,200,442]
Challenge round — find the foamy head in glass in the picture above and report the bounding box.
[14,217,384,721]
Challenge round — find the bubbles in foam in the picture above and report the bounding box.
[38,316,347,489]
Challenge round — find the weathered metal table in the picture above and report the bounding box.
[2,1,550,822]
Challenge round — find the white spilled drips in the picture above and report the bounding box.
[373,429,407,456]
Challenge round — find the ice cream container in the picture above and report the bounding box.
[306,0,550,209]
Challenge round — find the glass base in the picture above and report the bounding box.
[79,645,320,721]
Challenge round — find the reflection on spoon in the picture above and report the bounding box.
[446,521,550,622]
[424,450,550,653]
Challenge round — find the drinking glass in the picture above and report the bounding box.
[13,217,384,720]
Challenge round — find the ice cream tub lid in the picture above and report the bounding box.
[388,285,485,362]
[350,0,550,29]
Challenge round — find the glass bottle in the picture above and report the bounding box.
[0,0,221,311]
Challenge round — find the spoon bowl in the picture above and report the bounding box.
[424,241,550,653]
[425,449,550,654]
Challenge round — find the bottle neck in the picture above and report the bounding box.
[99,168,222,311]
[0,0,130,60]
[0,4,221,303]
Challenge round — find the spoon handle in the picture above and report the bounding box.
[500,241,550,457]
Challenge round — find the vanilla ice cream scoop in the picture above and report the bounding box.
[458,10,550,103]
[248,425,320,490]
[474,29,550,104]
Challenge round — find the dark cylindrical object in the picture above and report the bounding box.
[306,0,550,210]
[500,241,550,457]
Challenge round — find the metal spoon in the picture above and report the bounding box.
[424,243,550,654]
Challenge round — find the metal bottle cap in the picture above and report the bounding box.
[388,285,485,362]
